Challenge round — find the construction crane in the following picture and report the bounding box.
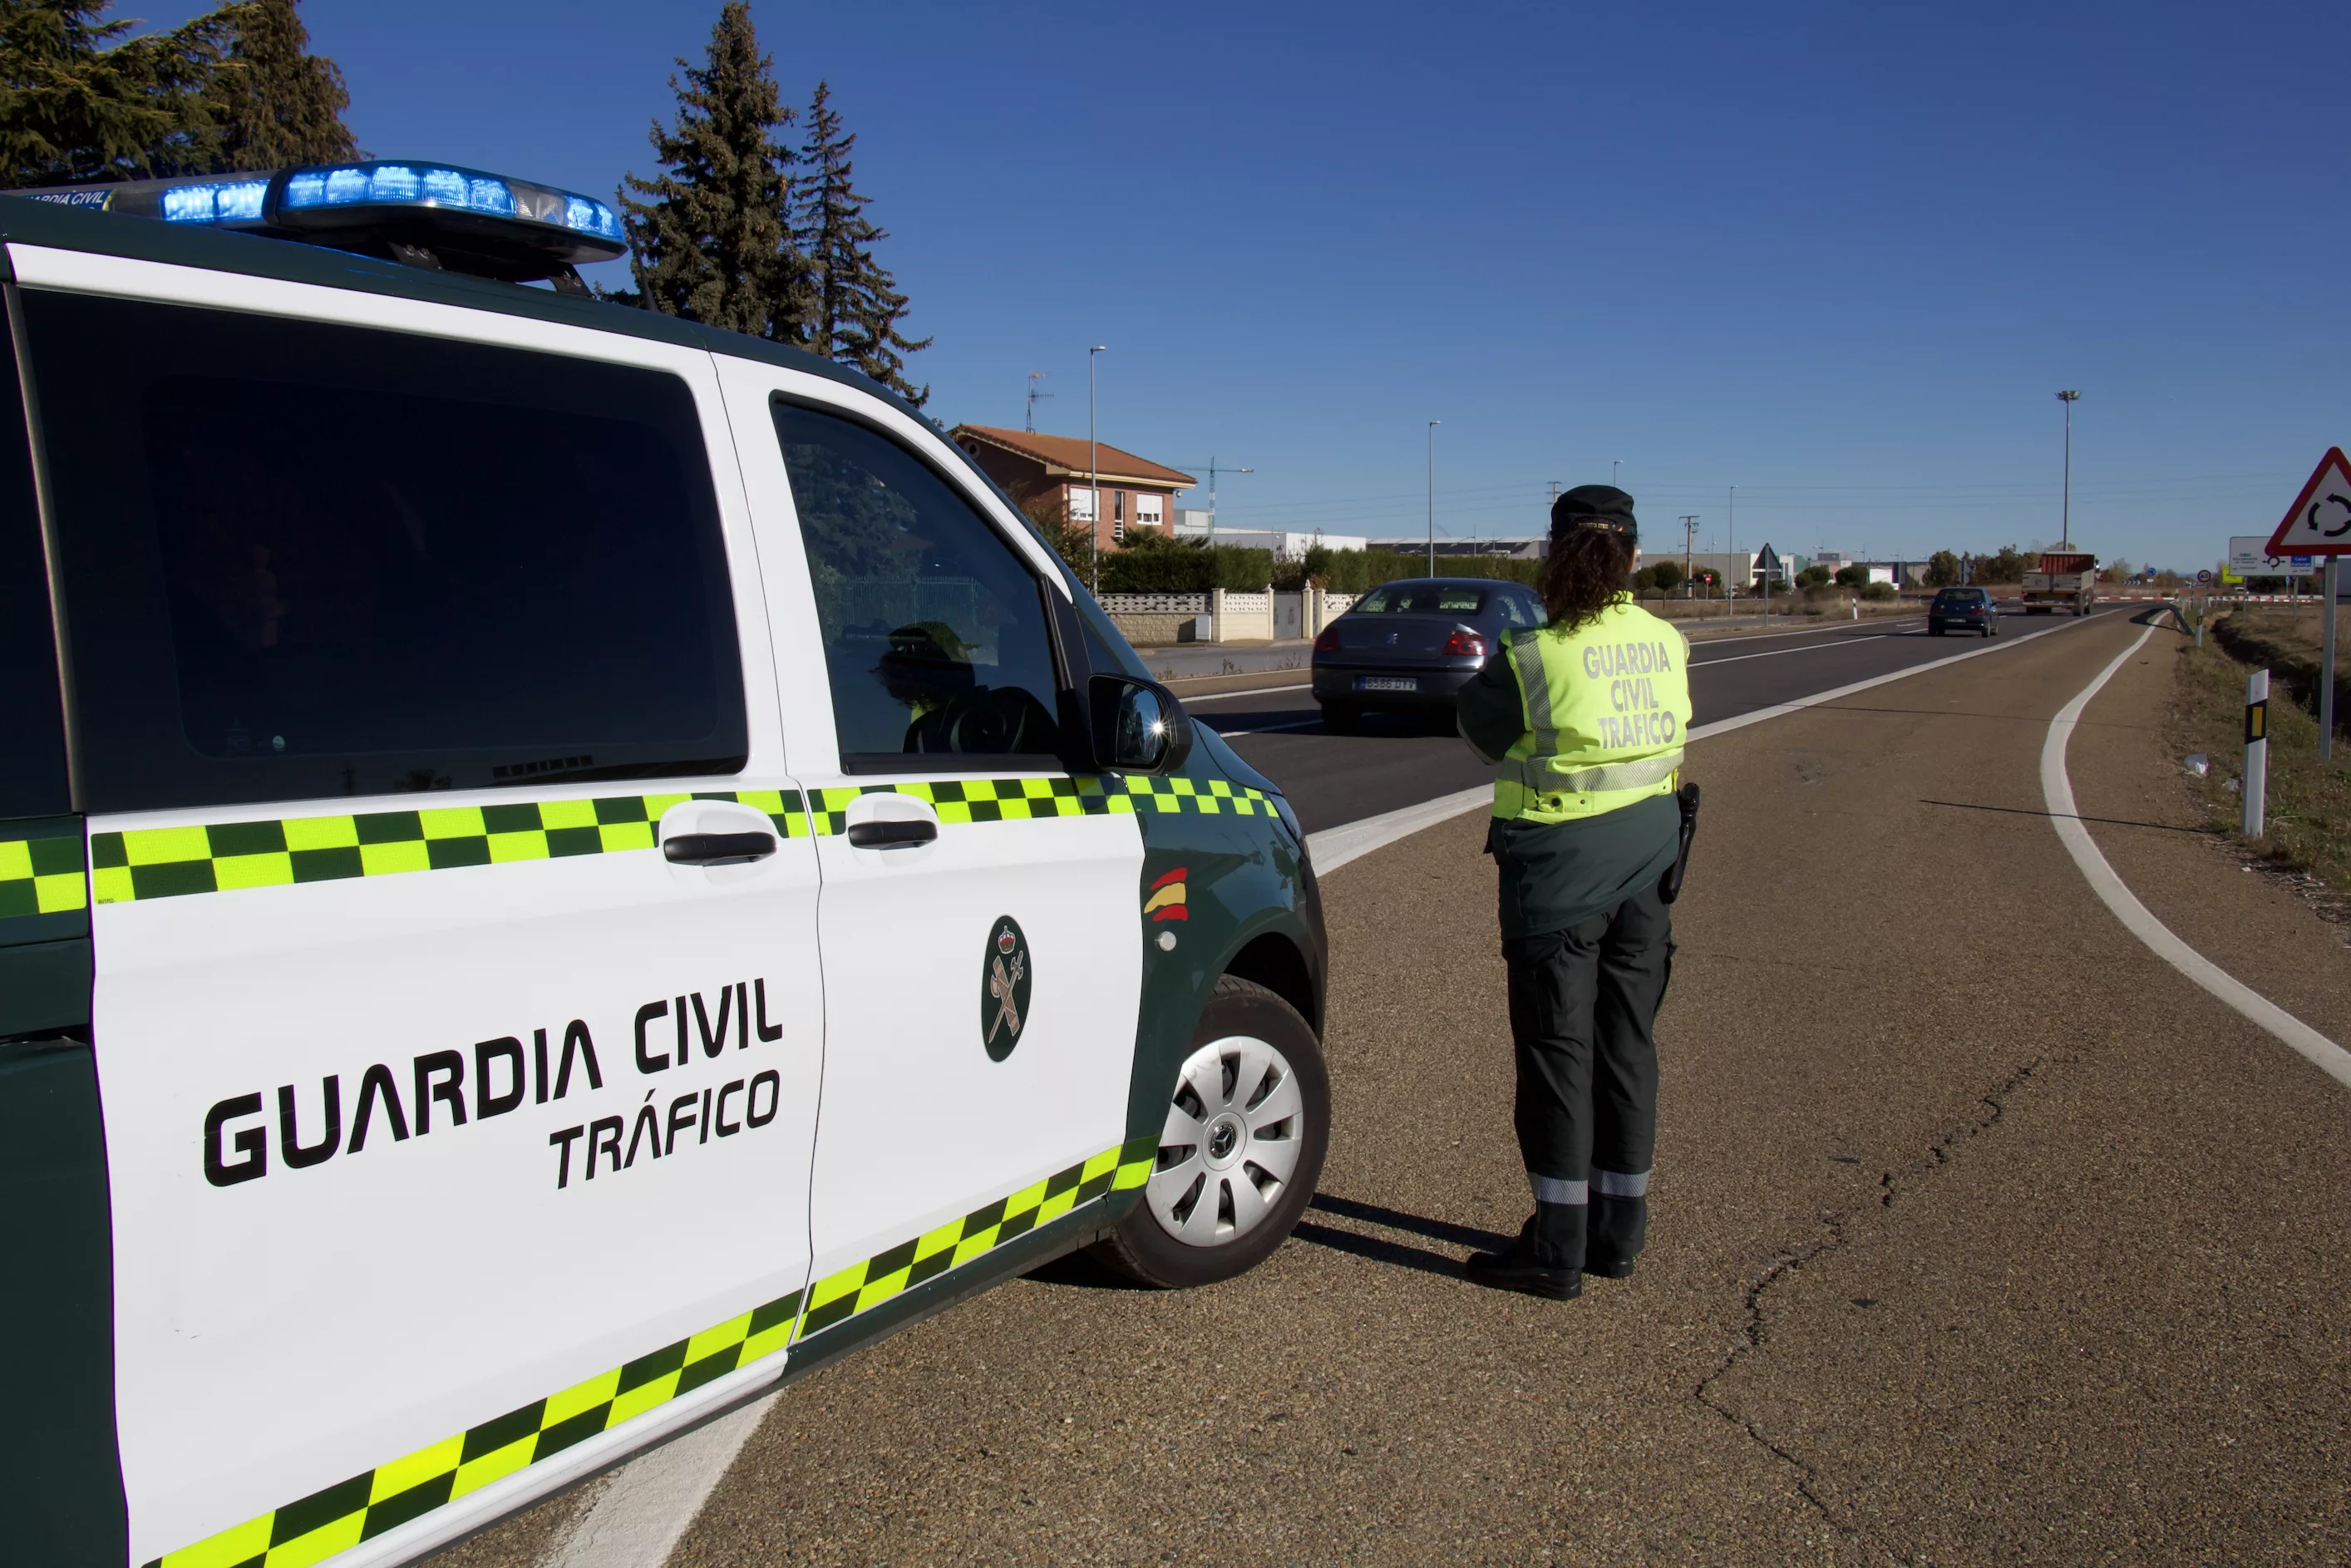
[1166,456,1254,541]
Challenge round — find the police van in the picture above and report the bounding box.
[0,162,1328,1567]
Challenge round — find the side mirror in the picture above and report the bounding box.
[1088,675,1193,776]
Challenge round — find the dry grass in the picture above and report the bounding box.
[2166,634,2351,897]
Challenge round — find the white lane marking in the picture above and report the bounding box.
[1180,620,1928,703]
[1212,719,1323,737]
[1307,610,2111,875]
[1176,681,1312,703]
[2041,626,2351,1091]
[1682,616,1921,648]
[545,1393,778,1568]
[1692,634,1896,668]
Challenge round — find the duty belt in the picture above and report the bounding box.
[1500,748,1683,795]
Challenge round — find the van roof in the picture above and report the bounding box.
[0,190,919,422]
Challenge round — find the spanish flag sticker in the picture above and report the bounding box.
[1145,865,1187,922]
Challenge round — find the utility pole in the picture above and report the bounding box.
[1728,485,1737,619]
[1427,421,1441,576]
[1025,370,1052,433]
[1088,346,1106,596]
[2055,390,2081,547]
[1612,458,1623,489]
[1679,515,1698,599]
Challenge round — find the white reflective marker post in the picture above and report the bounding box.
[2323,556,2339,762]
[2244,667,2269,838]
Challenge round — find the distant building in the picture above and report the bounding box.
[1171,519,1367,560]
[1365,537,1547,560]
[949,425,1195,551]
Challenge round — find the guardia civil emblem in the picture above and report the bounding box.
[981,915,1033,1062]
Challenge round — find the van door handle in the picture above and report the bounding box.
[663,831,777,866]
[846,820,938,850]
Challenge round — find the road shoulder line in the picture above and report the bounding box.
[2040,625,2351,1092]
[1307,612,2105,875]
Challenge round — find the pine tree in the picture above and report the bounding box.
[204,0,354,172]
[615,2,808,341]
[0,0,224,185]
[796,81,929,406]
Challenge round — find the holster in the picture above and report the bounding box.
[1657,782,1701,905]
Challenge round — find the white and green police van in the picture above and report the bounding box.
[0,163,1328,1568]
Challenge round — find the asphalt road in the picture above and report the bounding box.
[626,603,2350,1566]
[1190,608,2127,833]
[436,599,2351,1566]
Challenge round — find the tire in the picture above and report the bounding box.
[1089,975,1330,1289]
[1930,625,1944,636]
[1980,621,1993,638]
[1320,703,1358,734]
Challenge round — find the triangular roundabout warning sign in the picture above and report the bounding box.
[2266,446,2351,556]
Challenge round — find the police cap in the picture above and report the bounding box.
[1550,484,1637,545]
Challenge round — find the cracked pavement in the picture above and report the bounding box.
[446,611,2351,1566]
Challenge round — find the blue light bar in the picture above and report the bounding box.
[14,158,626,279]
[564,195,622,242]
[160,179,270,225]
[283,162,519,219]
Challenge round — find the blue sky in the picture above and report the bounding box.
[131,1,2351,569]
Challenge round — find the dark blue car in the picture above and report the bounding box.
[1928,586,2000,637]
[1309,576,1545,732]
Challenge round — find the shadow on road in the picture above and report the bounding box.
[1309,1192,1511,1250]
[1289,1194,1519,1280]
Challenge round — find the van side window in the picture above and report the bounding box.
[0,310,68,821]
[772,401,1063,769]
[22,293,747,813]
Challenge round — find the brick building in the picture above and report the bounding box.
[949,424,1195,552]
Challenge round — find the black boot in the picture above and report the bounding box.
[1465,1202,1584,1299]
[1585,1191,1646,1280]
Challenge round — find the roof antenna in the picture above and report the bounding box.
[1026,370,1053,433]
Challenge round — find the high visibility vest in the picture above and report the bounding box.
[1493,600,1693,824]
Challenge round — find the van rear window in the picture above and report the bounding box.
[1354,584,1488,614]
[23,292,747,814]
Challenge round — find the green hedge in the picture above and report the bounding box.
[1301,548,1541,594]
[1098,544,1274,593]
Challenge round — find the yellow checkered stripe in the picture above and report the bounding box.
[805,775,1272,836]
[0,827,86,920]
[147,1288,804,1568]
[796,1137,1156,1339]
[86,791,810,905]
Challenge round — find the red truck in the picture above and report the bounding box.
[2020,548,2097,615]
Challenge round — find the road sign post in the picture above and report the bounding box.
[2244,668,2269,837]
[2265,446,2351,762]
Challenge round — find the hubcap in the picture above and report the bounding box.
[1146,1034,1306,1248]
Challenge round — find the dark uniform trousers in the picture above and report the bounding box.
[1502,878,1672,1270]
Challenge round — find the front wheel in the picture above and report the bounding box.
[1089,975,1330,1289]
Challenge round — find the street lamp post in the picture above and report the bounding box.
[1087,346,1106,595]
[1427,421,1441,576]
[1679,515,1698,599]
[2056,390,2080,547]
[1612,458,1623,489]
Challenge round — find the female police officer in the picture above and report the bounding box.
[1454,485,1693,1300]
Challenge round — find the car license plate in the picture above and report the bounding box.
[1358,676,1418,693]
